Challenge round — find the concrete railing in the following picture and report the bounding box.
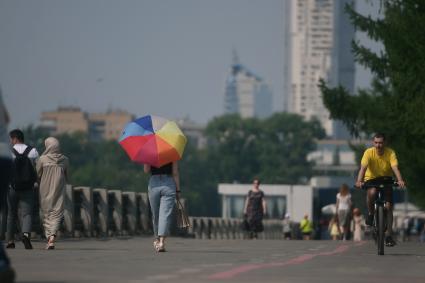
[0,185,285,240]
[188,217,284,240]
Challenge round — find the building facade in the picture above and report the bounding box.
[284,0,355,138]
[224,59,272,119]
[218,183,313,222]
[40,107,134,141]
[307,139,369,176]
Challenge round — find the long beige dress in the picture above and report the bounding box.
[36,137,69,239]
[353,215,364,242]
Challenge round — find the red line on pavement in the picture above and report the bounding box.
[208,244,353,280]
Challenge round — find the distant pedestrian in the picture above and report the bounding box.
[420,224,425,243]
[328,215,340,240]
[352,208,364,242]
[336,184,352,241]
[282,213,292,240]
[6,129,39,250]
[300,214,313,240]
[144,162,180,252]
[243,178,267,239]
[403,216,411,242]
[36,137,69,250]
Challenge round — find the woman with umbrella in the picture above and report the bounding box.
[119,115,186,252]
[144,162,180,252]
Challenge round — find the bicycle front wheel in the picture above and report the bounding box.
[377,205,385,255]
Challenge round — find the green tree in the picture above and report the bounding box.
[179,140,220,216]
[205,113,325,185]
[205,114,262,183]
[258,113,325,183]
[319,0,425,207]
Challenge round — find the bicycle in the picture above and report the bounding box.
[359,176,399,255]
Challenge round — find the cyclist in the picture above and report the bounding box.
[355,133,406,247]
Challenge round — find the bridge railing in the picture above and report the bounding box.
[0,185,285,240]
[185,217,284,240]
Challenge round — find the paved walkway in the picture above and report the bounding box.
[5,237,425,283]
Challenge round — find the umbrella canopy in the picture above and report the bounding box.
[119,115,187,167]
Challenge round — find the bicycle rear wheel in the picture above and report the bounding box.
[377,205,385,255]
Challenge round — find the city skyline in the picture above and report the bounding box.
[0,0,379,130]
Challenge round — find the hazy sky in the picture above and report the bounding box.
[0,0,378,129]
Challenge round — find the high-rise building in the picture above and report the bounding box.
[224,54,272,119]
[284,0,355,138]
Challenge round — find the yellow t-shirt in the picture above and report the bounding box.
[361,147,398,181]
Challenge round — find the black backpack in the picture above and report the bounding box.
[11,146,37,190]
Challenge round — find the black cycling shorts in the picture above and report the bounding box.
[365,178,394,204]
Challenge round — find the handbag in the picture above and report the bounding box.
[241,215,250,231]
[176,198,190,229]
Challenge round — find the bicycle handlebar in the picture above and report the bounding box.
[355,180,400,190]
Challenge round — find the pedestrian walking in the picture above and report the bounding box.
[336,184,352,241]
[282,213,292,240]
[6,129,39,250]
[36,137,69,250]
[403,216,412,242]
[328,215,340,240]
[352,208,364,242]
[144,162,180,252]
[420,224,425,243]
[243,178,267,239]
[300,214,313,240]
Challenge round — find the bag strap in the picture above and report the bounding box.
[23,146,33,156]
[12,146,33,157]
[176,198,184,209]
[12,148,20,157]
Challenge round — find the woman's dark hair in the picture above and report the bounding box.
[9,129,24,142]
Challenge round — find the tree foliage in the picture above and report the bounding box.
[205,113,325,184]
[319,0,425,207]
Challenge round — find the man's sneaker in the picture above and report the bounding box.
[5,243,15,249]
[385,236,396,247]
[21,235,33,250]
[365,214,374,226]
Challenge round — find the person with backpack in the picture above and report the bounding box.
[6,129,39,250]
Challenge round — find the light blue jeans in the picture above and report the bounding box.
[148,175,176,237]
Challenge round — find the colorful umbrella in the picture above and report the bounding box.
[118,115,187,167]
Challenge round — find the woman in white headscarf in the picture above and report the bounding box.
[36,137,69,250]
